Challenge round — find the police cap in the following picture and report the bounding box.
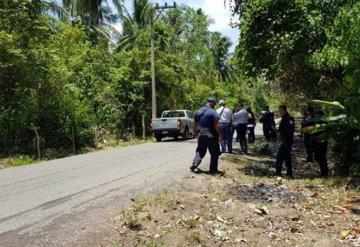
[207,97,216,104]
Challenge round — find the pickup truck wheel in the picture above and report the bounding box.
[183,127,189,140]
[155,135,162,142]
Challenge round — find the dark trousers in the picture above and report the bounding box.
[236,124,248,153]
[314,141,328,177]
[304,134,314,162]
[276,143,293,177]
[192,135,220,173]
[263,124,276,141]
[220,124,233,153]
[248,127,255,143]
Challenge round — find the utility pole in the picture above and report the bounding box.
[151,2,177,119]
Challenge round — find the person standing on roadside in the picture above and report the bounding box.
[190,97,222,174]
[275,105,295,178]
[260,106,276,141]
[312,111,329,177]
[234,106,241,142]
[217,100,234,153]
[302,105,316,163]
[247,107,256,144]
[234,103,249,154]
[303,110,329,177]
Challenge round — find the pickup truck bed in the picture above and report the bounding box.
[151,110,194,142]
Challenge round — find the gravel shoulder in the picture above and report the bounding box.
[104,140,360,247]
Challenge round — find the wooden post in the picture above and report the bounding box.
[31,123,41,160]
[142,115,146,140]
[71,123,76,153]
[151,7,157,120]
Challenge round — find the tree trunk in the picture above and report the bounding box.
[71,123,76,153]
[142,115,146,140]
[31,123,41,160]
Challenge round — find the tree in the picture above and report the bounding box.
[230,0,355,105]
[117,0,151,50]
[209,32,232,82]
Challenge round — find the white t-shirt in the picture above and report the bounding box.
[234,108,249,125]
[216,106,234,124]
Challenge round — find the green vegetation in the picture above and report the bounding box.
[0,0,359,175]
[0,0,270,160]
[228,0,360,175]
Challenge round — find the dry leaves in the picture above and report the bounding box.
[339,228,360,240]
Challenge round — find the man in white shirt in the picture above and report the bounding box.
[216,100,234,153]
[234,104,249,154]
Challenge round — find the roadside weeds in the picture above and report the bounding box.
[103,140,360,247]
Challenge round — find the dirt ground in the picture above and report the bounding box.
[99,139,360,247]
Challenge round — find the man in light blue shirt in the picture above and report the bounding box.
[234,104,249,154]
[217,100,234,153]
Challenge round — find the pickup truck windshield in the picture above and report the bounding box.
[162,111,185,118]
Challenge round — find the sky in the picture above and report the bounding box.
[114,0,239,52]
[175,0,238,51]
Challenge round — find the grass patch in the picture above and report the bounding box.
[186,232,202,244]
[0,155,38,169]
[249,138,267,149]
[127,216,142,231]
[182,218,198,229]
[0,138,153,169]
[227,156,249,166]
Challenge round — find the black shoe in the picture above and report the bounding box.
[189,164,197,171]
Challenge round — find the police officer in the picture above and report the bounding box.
[217,100,234,153]
[302,105,316,163]
[276,105,295,178]
[311,111,329,177]
[190,97,222,174]
[247,107,256,144]
[260,106,276,141]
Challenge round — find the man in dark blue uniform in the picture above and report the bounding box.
[302,105,316,162]
[276,105,295,178]
[303,110,329,177]
[260,106,276,141]
[190,97,221,174]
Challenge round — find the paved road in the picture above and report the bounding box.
[0,139,205,246]
[0,124,264,246]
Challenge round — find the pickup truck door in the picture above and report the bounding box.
[186,111,195,132]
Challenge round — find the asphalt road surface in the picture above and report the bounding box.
[0,139,206,246]
[0,125,264,246]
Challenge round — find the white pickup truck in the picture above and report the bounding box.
[151,110,195,142]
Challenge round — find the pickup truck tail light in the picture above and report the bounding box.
[177,118,181,128]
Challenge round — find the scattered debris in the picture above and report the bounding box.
[275,177,283,185]
[332,205,348,214]
[350,207,360,215]
[269,232,277,240]
[254,206,270,215]
[339,228,360,240]
[235,238,247,243]
[227,183,302,203]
